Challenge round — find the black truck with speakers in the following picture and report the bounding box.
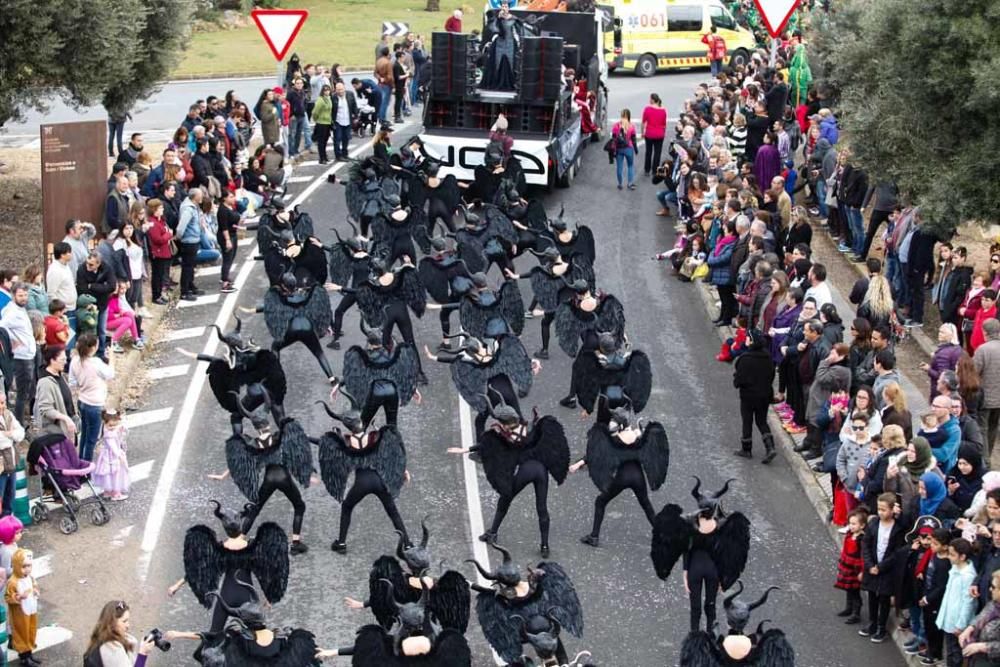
[418,3,615,189]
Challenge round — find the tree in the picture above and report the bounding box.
[0,0,191,128]
[102,1,195,117]
[809,0,1000,232]
[426,0,441,12]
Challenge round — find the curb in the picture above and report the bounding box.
[690,277,919,665]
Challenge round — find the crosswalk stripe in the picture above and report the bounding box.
[162,326,206,342]
[238,237,256,247]
[6,626,72,662]
[287,175,313,183]
[147,364,190,380]
[296,160,319,167]
[33,554,52,579]
[195,265,222,277]
[123,408,173,430]
[176,293,221,309]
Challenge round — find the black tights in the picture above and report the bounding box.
[439,304,458,338]
[867,592,891,630]
[487,460,550,547]
[333,293,357,335]
[383,304,424,375]
[540,311,555,352]
[243,464,306,535]
[687,550,719,632]
[337,469,408,543]
[428,197,456,232]
[361,392,399,428]
[588,461,656,538]
[273,320,334,380]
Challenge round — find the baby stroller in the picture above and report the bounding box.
[354,94,378,137]
[27,434,110,534]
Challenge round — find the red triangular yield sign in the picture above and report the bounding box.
[251,9,309,61]
[753,0,799,38]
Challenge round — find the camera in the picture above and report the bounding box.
[146,629,171,652]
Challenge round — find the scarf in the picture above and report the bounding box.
[41,369,75,418]
[711,234,737,258]
[905,436,933,478]
[914,548,934,579]
[920,472,947,516]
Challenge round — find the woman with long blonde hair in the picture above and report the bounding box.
[858,274,894,330]
[879,382,912,441]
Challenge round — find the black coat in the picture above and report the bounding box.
[76,262,116,311]
[862,516,907,596]
[733,347,776,400]
[907,227,939,277]
[765,83,788,124]
[729,234,751,278]
[841,165,869,209]
[940,265,973,323]
[331,92,359,125]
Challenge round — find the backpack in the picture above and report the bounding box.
[614,127,629,150]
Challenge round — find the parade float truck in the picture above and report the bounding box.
[418,1,615,190]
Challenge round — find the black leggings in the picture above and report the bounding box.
[361,391,399,428]
[428,197,456,232]
[540,311,555,352]
[867,591,892,630]
[338,469,408,543]
[273,318,334,380]
[588,461,656,538]
[243,464,306,535]
[474,376,522,437]
[861,208,892,260]
[211,568,254,632]
[644,138,663,174]
[383,303,423,375]
[687,549,719,632]
[740,396,772,442]
[487,460,550,546]
[439,304,458,338]
[333,293,357,335]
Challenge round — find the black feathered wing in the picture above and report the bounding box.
[343,345,419,409]
[749,628,795,667]
[317,431,352,502]
[434,175,463,213]
[303,285,333,335]
[278,419,313,489]
[484,205,519,245]
[328,243,355,286]
[345,181,365,220]
[400,265,427,317]
[351,625,394,666]
[355,282,387,328]
[428,629,473,667]
[276,629,320,667]
[256,350,288,405]
[450,359,490,413]
[639,422,670,491]
[554,303,589,357]
[499,280,525,335]
[596,295,626,346]
[418,257,452,304]
[651,504,695,581]
[430,570,471,633]
[475,593,526,664]
[713,512,751,590]
[248,521,290,603]
[225,435,281,503]
[523,199,548,231]
[529,416,570,486]
[535,561,584,638]
[182,525,224,608]
[292,210,315,239]
[570,352,605,413]
[368,555,410,629]
[476,430,521,496]
[572,226,596,266]
[495,336,533,395]
[529,268,562,313]
[679,630,723,667]
[583,424,631,494]
[625,350,653,413]
[262,289,294,341]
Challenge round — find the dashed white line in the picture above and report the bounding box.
[176,293,221,309]
[162,326,206,342]
[287,175,313,183]
[123,408,174,429]
[238,237,256,247]
[147,364,190,380]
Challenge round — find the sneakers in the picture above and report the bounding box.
[136,307,153,318]
[870,629,887,643]
[134,339,145,351]
[784,422,807,434]
[904,639,926,655]
[220,282,238,294]
[111,342,125,354]
[857,624,876,637]
[837,243,852,253]
[919,656,939,665]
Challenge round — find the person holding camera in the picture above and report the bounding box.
[84,600,164,667]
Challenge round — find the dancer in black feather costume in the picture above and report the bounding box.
[553,280,625,409]
[448,401,568,557]
[570,408,670,547]
[371,195,429,265]
[339,321,421,428]
[417,235,475,348]
[178,316,286,436]
[408,161,464,233]
[330,257,428,384]
[344,517,471,633]
[344,163,399,236]
[324,217,375,349]
[651,477,752,634]
[425,333,537,437]
[241,272,337,384]
[454,203,519,276]
[569,332,652,423]
[679,582,795,666]
[207,387,313,554]
[467,542,584,666]
[167,501,289,633]
[314,392,411,554]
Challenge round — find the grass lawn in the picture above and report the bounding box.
[177,0,466,78]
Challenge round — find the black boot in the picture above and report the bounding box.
[479,531,497,544]
[792,440,812,453]
[330,540,348,554]
[580,534,599,547]
[844,599,862,624]
[559,396,577,409]
[733,438,753,458]
[836,595,853,617]
[761,433,777,464]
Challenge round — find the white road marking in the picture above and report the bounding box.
[195,264,222,277]
[34,554,53,579]
[238,236,256,247]
[296,160,319,167]
[136,117,420,580]
[6,626,72,662]
[162,326,206,342]
[123,408,173,429]
[287,175,313,183]
[147,364,190,380]
[176,293,221,309]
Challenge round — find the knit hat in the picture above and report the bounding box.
[273,86,285,95]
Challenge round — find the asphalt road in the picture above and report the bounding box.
[29,72,906,666]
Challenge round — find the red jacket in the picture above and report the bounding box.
[701,34,727,61]
[148,215,174,259]
[970,304,997,352]
[444,16,462,33]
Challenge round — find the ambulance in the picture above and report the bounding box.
[606,0,757,76]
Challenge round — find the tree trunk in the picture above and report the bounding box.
[425,0,440,11]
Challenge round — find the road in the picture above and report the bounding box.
[29,72,906,666]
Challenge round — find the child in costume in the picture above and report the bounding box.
[834,507,867,624]
[5,548,38,666]
[92,410,130,501]
[0,515,24,587]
